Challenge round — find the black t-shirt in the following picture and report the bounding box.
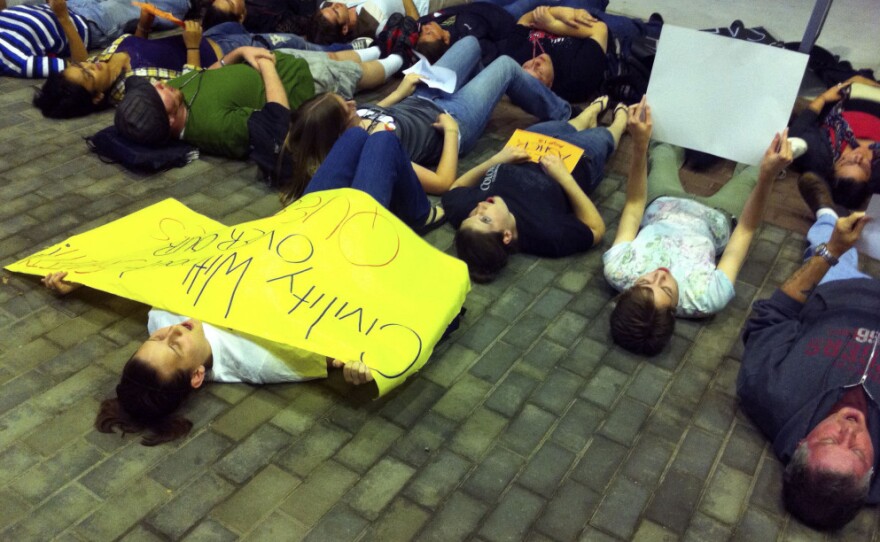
[499,26,607,102]
[441,162,595,257]
[358,97,446,165]
[247,102,291,187]
[419,3,518,66]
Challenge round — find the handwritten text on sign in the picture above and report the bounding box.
[6,190,470,395]
[505,129,585,173]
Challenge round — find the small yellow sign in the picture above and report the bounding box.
[505,129,585,172]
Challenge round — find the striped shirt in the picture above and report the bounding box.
[0,4,90,78]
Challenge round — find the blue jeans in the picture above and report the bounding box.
[304,128,431,228]
[524,120,614,193]
[493,0,608,19]
[805,214,870,284]
[414,36,571,155]
[69,0,189,47]
[204,22,341,55]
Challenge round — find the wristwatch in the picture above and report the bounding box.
[815,243,839,266]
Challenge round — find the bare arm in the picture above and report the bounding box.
[413,114,459,194]
[780,213,868,303]
[717,130,793,283]
[182,20,202,68]
[541,154,605,242]
[376,73,422,107]
[518,7,607,47]
[257,56,288,108]
[50,0,87,63]
[134,8,155,38]
[450,146,530,190]
[613,96,650,246]
[402,0,419,20]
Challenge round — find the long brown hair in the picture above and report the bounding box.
[280,92,351,205]
[94,355,196,446]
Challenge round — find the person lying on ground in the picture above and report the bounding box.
[789,75,880,210]
[279,35,571,200]
[604,96,792,356]
[40,271,375,447]
[0,0,190,78]
[442,96,626,282]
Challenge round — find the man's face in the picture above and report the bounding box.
[134,319,212,385]
[320,2,356,33]
[461,196,516,238]
[63,60,114,98]
[154,82,183,117]
[522,54,554,88]
[834,146,872,183]
[418,22,450,45]
[804,405,875,480]
[633,267,680,311]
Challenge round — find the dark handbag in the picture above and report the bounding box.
[85,126,199,173]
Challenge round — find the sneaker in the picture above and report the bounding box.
[789,137,808,159]
[351,37,374,50]
[797,172,834,216]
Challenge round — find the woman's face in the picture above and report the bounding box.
[212,0,246,21]
[633,267,680,310]
[63,61,116,97]
[461,196,516,235]
[134,319,212,382]
[334,94,359,128]
[834,145,872,183]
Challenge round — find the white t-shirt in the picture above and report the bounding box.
[602,197,735,318]
[147,309,327,383]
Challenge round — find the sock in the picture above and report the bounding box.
[816,207,839,220]
[356,46,381,62]
[377,54,404,80]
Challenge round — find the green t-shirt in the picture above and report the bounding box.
[170,52,314,158]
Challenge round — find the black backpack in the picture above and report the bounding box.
[86,126,199,173]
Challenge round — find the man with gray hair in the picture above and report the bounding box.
[738,194,877,530]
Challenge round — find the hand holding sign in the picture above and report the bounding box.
[504,129,584,173]
[132,1,185,27]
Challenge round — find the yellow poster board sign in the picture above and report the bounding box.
[5,189,470,396]
[505,129,585,173]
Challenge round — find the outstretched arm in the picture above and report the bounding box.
[182,20,203,68]
[540,154,605,242]
[717,130,793,284]
[449,146,530,190]
[376,73,422,108]
[518,7,607,48]
[50,0,87,63]
[613,96,650,246]
[412,113,459,194]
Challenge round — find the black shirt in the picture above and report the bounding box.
[441,162,595,257]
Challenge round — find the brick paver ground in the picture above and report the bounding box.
[1,69,878,541]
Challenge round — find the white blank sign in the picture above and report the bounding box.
[646,25,809,165]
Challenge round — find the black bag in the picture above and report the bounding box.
[85,126,199,173]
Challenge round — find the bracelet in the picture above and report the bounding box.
[187,47,199,50]
[814,243,839,266]
[219,58,226,67]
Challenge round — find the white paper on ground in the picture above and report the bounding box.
[403,58,457,94]
[646,25,809,166]
[856,195,880,260]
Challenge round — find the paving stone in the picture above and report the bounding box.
[118,524,166,542]
[302,503,369,542]
[179,519,238,542]
[450,407,508,461]
[335,417,405,473]
[210,388,287,441]
[544,310,590,348]
[666,362,712,407]
[361,497,430,542]
[470,340,521,383]
[622,433,674,486]
[720,422,766,476]
[561,337,609,378]
[551,399,605,452]
[379,378,445,429]
[485,370,540,418]
[458,314,509,353]
[632,520,678,542]
[651,334,693,372]
[211,464,300,534]
[683,512,732,541]
[347,457,416,520]
[520,337,567,378]
[598,396,651,446]
[581,365,629,408]
[488,287,534,322]
[644,469,704,534]
[502,312,550,350]
[534,479,598,541]
[33,363,113,413]
[0,489,30,531]
[390,411,458,467]
[154,432,233,490]
[275,421,352,478]
[462,444,525,501]
[4,483,101,540]
[267,385,335,436]
[280,460,359,526]
[500,403,557,456]
[418,490,488,542]
[148,473,236,540]
[749,454,785,516]
[577,527,622,542]
[404,449,471,508]
[599,346,641,375]
[518,441,576,498]
[433,373,492,421]
[590,475,650,540]
[693,390,738,436]
[213,424,289,484]
[732,506,781,542]
[570,435,628,492]
[700,464,752,525]
[76,477,167,542]
[478,485,546,542]
[625,363,671,407]
[242,511,308,542]
[10,438,104,504]
[0,443,39,486]
[423,343,480,387]
[529,367,583,415]
[673,428,724,481]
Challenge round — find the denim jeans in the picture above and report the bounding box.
[414,36,571,155]
[524,120,614,193]
[304,128,431,228]
[204,22,341,56]
[69,0,189,47]
[805,213,871,284]
[491,0,608,19]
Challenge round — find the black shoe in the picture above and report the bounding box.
[797,172,834,216]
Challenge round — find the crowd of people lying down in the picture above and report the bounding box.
[3,0,880,532]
